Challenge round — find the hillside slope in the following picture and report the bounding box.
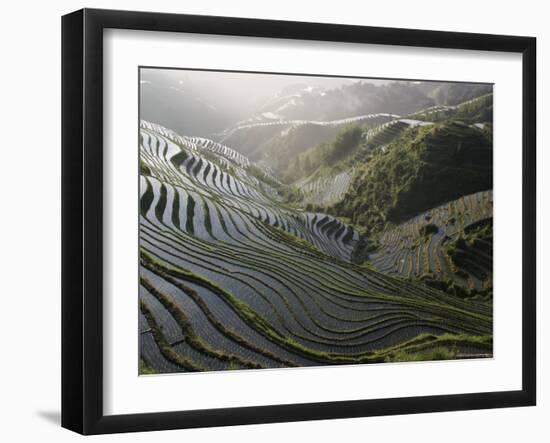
[333,121,493,234]
[138,121,492,373]
[369,191,493,294]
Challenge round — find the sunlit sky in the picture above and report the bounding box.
[140,68,395,109]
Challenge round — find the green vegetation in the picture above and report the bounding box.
[453,94,493,124]
[285,124,364,181]
[419,223,439,237]
[430,83,492,107]
[246,164,282,189]
[140,160,151,176]
[333,121,492,235]
[420,274,492,301]
[383,332,491,362]
[367,190,493,293]
[223,123,339,169]
[384,346,457,362]
[409,94,493,125]
[139,359,157,375]
[481,123,493,143]
[361,121,411,153]
[278,186,302,204]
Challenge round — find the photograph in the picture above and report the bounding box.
[138,68,494,374]
[0,0,543,439]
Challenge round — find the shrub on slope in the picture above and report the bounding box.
[259,123,340,172]
[430,83,493,107]
[218,122,340,172]
[333,121,493,234]
[452,94,493,124]
[408,93,493,125]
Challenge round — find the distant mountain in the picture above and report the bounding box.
[368,190,493,298]
[244,81,434,123]
[140,70,254,137]
[139,71,357,137]
[215,81,491,172]
[241,81,490,124]
[429,82,493,106]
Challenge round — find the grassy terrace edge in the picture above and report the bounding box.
[140,248,492,369]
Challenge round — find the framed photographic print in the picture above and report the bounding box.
[61,8,536,435]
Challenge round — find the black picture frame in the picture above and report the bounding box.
[61,8,537,435]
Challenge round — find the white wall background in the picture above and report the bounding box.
[0,0,545,441]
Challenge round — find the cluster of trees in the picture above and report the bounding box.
[260,81,489,123]
[332,122,493,235]
[452,94,493,124]
[430,83,492,107]
[409,94,493,125]
[284,124,364,181]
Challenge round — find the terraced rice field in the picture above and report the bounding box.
[295,169,355,207]
[365,118,433,150]
[139,121,492,373]
[215,113,397,144]
[370,191,493,290]
[406,93,494,122]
